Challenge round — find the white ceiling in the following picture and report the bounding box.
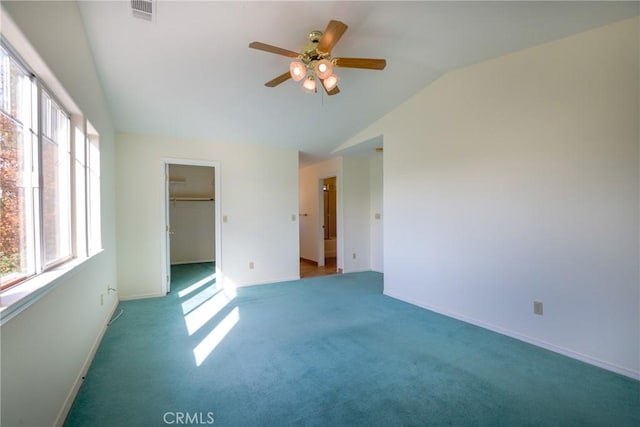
[77,1,638,164]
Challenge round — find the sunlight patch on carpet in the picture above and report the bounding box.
[184,288,235,335]
[181,281,218,315]
[194,307,239,366]
[178,274,216,299]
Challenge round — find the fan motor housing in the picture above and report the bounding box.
[308,30,323,42]
[302,31,329,65]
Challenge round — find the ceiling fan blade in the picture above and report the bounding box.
[264,72,292,87]
[334,57,387,70]
[249,41,299,58]
[317,20,348,54]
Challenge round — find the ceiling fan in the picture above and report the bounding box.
[249,20,386,96]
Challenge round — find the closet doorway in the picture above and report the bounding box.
[163,160,221,294]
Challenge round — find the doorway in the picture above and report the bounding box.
[163,160,221,294]
[321,177,337,269]
[299,175,339,278]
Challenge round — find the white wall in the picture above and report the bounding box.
[343,17,640,378]
[342,157,371,273]
[1,2,118,426]
[369,156,383,272]
[298,157,342,264]
[116,133,299,298]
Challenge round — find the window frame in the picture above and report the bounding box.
[0,36,102,323]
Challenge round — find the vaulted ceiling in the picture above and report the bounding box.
[77,1,638,164]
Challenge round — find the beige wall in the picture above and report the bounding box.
[116,133,300,298]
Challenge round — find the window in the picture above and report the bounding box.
[0,39,100,292]
[0,42,36,289]
[41,90,71,267]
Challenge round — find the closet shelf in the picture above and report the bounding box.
[169,176,187,184]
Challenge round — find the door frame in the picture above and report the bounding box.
[161,158,221,295]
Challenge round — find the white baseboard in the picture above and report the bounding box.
[54,299,119,426]
[342,268,373,274]
[118,291,163,301]
[384,290,640,380]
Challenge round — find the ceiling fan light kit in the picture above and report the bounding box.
[249,20,386,96]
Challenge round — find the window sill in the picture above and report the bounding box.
[0,250,104,326]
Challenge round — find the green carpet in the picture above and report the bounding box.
[65,266,639,426]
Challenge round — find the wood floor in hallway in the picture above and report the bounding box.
[300,257,338,278]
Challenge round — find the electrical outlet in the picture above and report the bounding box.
[374,213,381,220]
[352,253,356,259]
[100,294,104,306]
[533,301,543,315]
[291,214,296,221]
[249,261,254,270]
[223,215,228,223]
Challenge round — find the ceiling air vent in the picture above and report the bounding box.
[131,0,154,21]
